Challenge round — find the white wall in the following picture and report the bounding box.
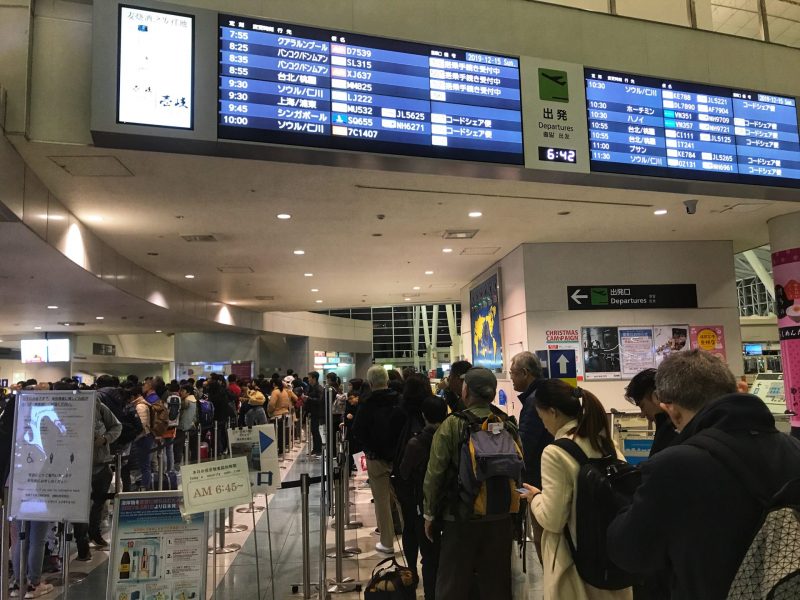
[174,331,259,364]
[262,311,372,342]
[74,334,174,361]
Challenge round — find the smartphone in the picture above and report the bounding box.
[516,488,527,494]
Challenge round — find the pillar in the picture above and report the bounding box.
[767,211,800,439]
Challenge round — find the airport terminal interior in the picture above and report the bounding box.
[2,0,800,598]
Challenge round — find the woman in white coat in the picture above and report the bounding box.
[521,380,632,600]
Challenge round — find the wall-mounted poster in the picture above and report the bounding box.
[619,327,655,377]
[470,272,503,372]
[653,325,690,366]
[772,248,800,428]
[690,325,726,361]
[582,326,621,380]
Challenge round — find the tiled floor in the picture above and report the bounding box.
[28,441,544,599]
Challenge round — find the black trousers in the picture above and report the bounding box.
[74,465,113,543]
[416,516,441,600]
[435,516,513,600]
[310,412,323,453]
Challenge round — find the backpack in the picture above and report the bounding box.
[685,429,800,599]
[553,438,642,590]
[166,394,181,431]
[197,396,215,429]
[364,556,416,600]
[454,406,524,518]
[149,400,170,437]
[112,401,144,451]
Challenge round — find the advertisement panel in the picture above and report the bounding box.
[689,325,726,361]
[581,326,620,380]
[619,327,655,377]
[653,325,690,366]
[469,271,503,372]
[772,248,800,428]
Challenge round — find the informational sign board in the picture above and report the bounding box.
[773,247,800,427]
[107,491,208,600]
[582,326,621,380]
[548,349,577,387]
[567,284,697,310]
[653,325,690,366]
[181,456,252,514]
[619,327,656,377]
[227,424,282,495]
[689,325,727,361]
[9,391,96,523]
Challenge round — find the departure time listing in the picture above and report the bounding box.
[585,68,800,183]
[218,15,523,164]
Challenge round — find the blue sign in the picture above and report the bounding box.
[259,431,274,453]
[498,389,507,406]
[548,349,576,380]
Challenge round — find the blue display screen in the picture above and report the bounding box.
[218,15,524,164]
[585,68,800,186]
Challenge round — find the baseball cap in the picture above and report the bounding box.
[464,367,497,399]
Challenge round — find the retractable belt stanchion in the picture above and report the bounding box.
[222,428,248,532]
[115,453,123,495]
[1,488,9,600]
[325,386,335,515]
[157,443,164,491]
[318,447,328,600]
[18,521,27,600]
[209,421,240,555]
[196,427,202,464]
[326,453,357,594]
[342,439,362,552]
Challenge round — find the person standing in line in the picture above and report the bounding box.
[509,351,554,563]
[624,368,678,457]
[442,360,471,414]
[177,384,198,462]
[306,371,324,456]
[245,380,268,426]
[353,366,407,554]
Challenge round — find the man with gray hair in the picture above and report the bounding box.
[353,365,406,554]
[608,349,800,599]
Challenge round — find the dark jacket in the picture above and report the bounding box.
[306,382,324,418]
[518,379,553,488]
[352,388,405,462]
[650,412,678,456]
[442,389,464,414]
[399,424,437,514]
[608,393,800,600]
[0,397,15,485]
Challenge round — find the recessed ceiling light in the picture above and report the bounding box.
[404,298,411,301]
[654,209,668,215]
[425,271,434,275]
[39,214,65,221]
[293,250,305,255]
[64,323,70,326]
[413,286,421,290]
[96,316,104,320]
[311,288,319,292]
[155,330,163,333]
[86,215,104,223]
[304,273,313,277]
[185,274,195,279]
[34,326,42,330]
[277,213,291,220]
[442,248,453,253]
[468,211,482,218]
[47,305,58,310]
[315,299,323,303]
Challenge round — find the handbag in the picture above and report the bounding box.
[364,556,416,600]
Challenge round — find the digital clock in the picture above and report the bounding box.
[539,146,577,163]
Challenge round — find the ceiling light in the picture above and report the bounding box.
[413,286,421,290]
[86,215,104,222]
[34,326,42,330]
[184,274,195,279]
[39,214,65,221]
[229,301,237,305]
[654,209,668,215]
[304,273,313,277]
[293,250,305,255]
[311,288,319,292]
[442,248,453,253]
[277,213,291,220]
[96,316,104,320]
[155,330,163,333]
[425,271,434,275]
[404,298,411,301]
[315,299,323,303]
[0,340,3,343]
[468,211,483,218]
[47,305,58,310]
[64,323,70,326]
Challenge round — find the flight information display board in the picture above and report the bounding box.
[585,68,800,186]
[218,15,523,164]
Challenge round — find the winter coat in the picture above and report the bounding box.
[530,420,632,600]
[518,379,554,488]
[352,388,405,462]
[608,393,800,600]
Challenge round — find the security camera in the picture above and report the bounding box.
[683,199,698,215]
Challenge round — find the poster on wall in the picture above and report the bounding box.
[619,327,655,377]
[772,248,800,427]
[581,326,621,380]
[653,325,690,366]
[107,491,208,600]
[545,328,583,379]
[470,271,503,372]
[9,391,96,523]
[689,325,726,361]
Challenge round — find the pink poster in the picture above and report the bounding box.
[772,248,800,428]
[689,325,726,361]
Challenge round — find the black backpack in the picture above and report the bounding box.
[685,428,800,599]
[553,438,641,590]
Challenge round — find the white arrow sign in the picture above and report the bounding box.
[556,354,570,374]
[571,289,588,304]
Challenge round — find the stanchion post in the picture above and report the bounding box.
[157,444,164,491]
[326,465,356,593]
[1,488,9,599]
[325,386,335,514]
[62,521,71,600]
[301,474,312,598]
[318,455,327,599]
[18,521,27,597]
[184,433,190,471]
[342,439,362,532]
[115,454,122,496]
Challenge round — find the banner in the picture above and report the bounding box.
[619,327,655,377]
[469,271,503,372]
[107,491,208,600]
[772,248,800,427]
[9,391,96,522]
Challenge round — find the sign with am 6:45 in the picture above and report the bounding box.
[181,456,252,514]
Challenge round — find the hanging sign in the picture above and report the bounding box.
[9,391,96,522]
[567,284,697,310]
[181,456,252,514]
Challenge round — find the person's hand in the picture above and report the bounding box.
[424,519,434,543]
[519,483,540,502]
[346,413,353,420]
[94,435,107,448]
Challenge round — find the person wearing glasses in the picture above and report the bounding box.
[625,368,677,457]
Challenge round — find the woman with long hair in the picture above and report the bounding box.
[520,380,632,600]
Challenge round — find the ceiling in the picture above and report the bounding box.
[6,134,800,326]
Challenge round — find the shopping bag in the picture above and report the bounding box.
[353,451,368,477]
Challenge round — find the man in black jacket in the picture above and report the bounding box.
[353,365,406,554]
[625,367,678,457]
[306,371,324,455]
[442,360,471,414]
[608,349,800,600]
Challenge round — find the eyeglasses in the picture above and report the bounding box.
[509,367,527,376]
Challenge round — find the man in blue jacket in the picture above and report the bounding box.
[509,351,553,563]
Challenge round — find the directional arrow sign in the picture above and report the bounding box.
[259,430,273,453]
[570,289,588,305]
[556,354,570,375]
[548,350,576,382]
